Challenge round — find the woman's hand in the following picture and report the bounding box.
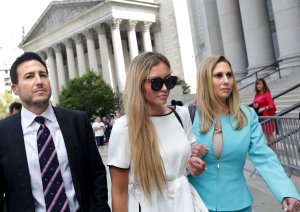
[253,103,259,108]
[258,106,269,113]
[191,144,209,158]
[282,197,300,212]
[187,156,206,176]
[258,107,264,113]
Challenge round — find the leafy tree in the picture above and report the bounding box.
[58,71,115,118]
[0,91,18,119]
[176,78,191,94]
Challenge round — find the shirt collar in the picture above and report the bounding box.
[21,104,56,128]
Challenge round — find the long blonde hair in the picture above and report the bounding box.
[123,52,169,199]
[196,55,248,133]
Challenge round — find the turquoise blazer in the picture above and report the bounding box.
[188,105,300,211]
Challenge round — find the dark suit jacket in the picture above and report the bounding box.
[0,107,111,212]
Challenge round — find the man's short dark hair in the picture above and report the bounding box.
[10,51,48,84]
[171,99,183,106]
[9,102,22,114]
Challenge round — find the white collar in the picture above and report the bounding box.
[21,104,56,128]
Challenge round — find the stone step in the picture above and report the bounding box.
[242,98,300,103]
[240,88,300,96]
[240,92,300,101]
[242,100,300,107]
[237,69,300,117]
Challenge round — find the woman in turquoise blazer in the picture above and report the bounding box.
[188,55,300,212]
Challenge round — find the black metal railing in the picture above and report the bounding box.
[272,83,300,101]
[275,102,300,117]
[252,116,300,177]
[237,60,282,85]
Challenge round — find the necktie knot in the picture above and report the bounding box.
[35,116,45,125]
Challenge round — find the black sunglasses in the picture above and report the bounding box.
[147,76,178,91]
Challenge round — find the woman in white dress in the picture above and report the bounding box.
[108,52,207,212]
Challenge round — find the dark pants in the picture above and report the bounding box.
[95,136,104,146]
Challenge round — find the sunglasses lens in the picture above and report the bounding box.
[151,78,164,91]
[149,76,178,91]
[165,76,178,90]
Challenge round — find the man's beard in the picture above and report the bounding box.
[22,93,51,109]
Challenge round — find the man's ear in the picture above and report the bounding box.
[11,84,19,96]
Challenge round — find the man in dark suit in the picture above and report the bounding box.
[0,52,111,212]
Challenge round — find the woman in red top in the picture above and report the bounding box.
[253,78,277,153]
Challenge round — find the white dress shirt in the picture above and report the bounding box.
[21,105,79,211]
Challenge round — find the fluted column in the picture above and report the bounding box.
[84,30,99,73]
[239,0,275,74]
[96,25,115,89]
[74,34,87,77]
[54,44,67,91]
[142,22,152,52]
[64,39,77,79]
[272,0,300,72]
[216,0,247,79]
[46,48,59,105]
[127,20,139,60]
[110,18,126,92]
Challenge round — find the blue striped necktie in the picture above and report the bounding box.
[35,116,70,212]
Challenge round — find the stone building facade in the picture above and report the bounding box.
[20,0,300,105]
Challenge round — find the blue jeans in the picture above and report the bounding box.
[95,136,104,146]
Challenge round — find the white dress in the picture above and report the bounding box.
[108,106,208,212]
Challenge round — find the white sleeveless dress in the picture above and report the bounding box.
[108,107,208,212]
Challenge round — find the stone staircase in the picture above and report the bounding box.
[239,70,300,117]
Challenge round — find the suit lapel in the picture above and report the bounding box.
[53,107,82,205]
[9,114,35,211]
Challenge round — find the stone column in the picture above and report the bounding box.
[96,25,115,89]
[64,39,77,79]
[239,0,275,74]
[110,18,126,92]
[202,0,224,55]
[54,43,67,91]
[142,21,153,52]
[84,30,99,73]
[216,0,248,79]
[127,20,139,60]
[46,48,59,105]
[74,34,87,77]
[272,0,300,73]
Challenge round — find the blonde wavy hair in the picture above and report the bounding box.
[196,55,248,133]
[123,52,169,199]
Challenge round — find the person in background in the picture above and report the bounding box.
[110,110,120,126]
[92,117,105,148]
[252,78,277,152]
[189,55,300,212]
[0,52,110,211]
[9,102,22,115]
[171,99,184,106]
[102,116,112,143]
[108,52,207,212]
